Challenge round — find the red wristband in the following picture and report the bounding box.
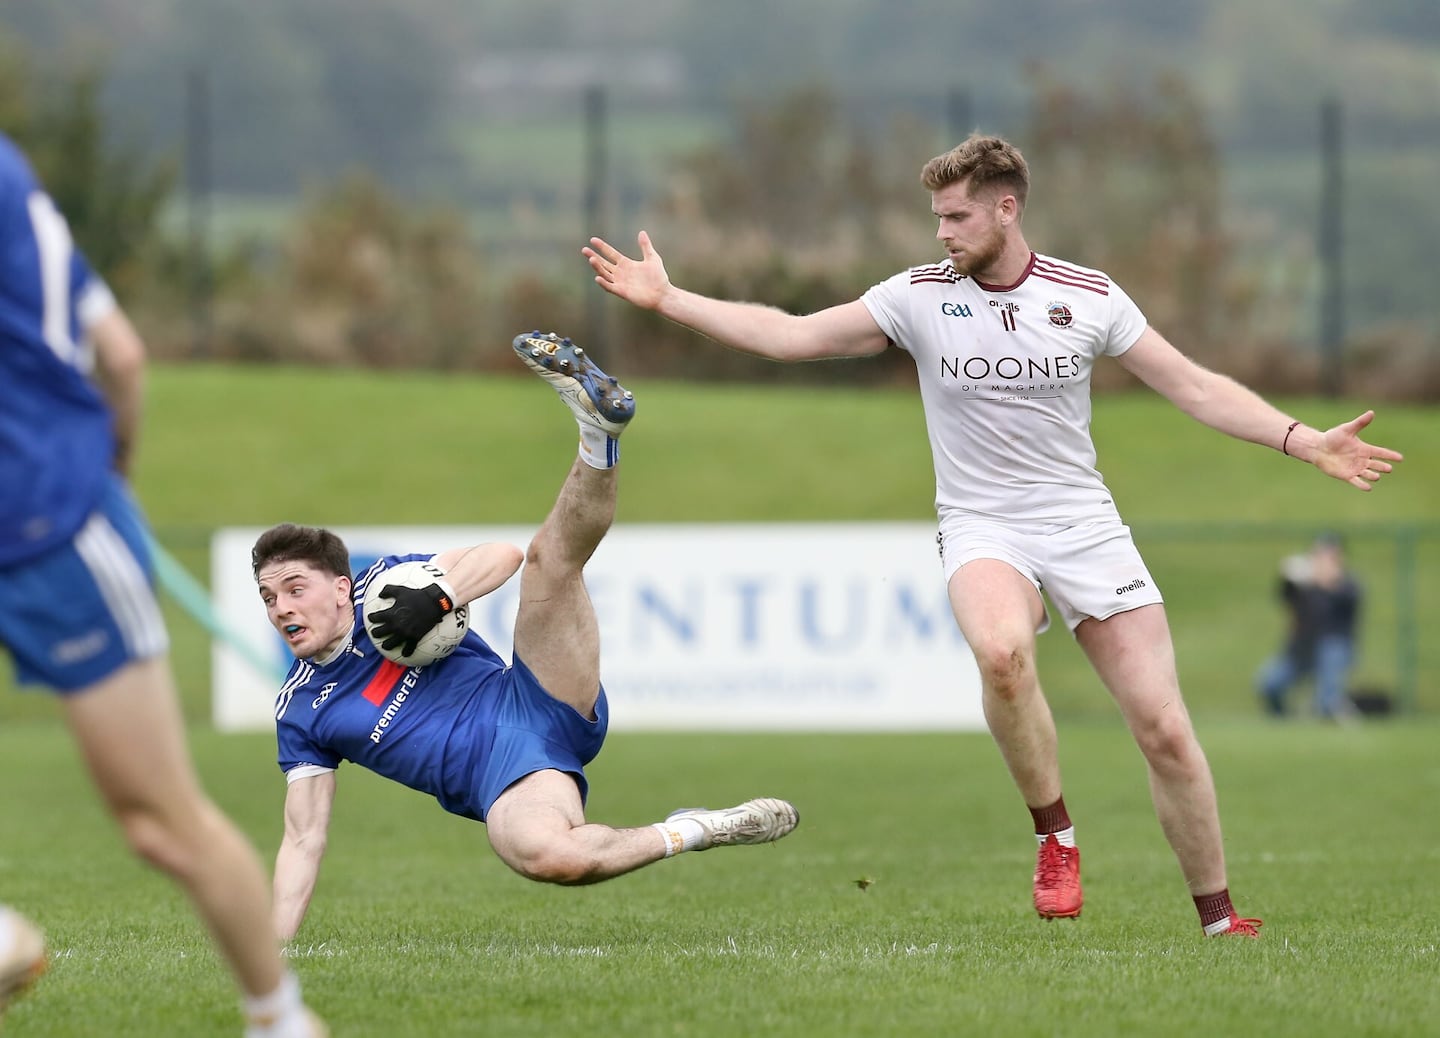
[1282,421,1301,456]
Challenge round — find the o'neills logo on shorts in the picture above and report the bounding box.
[1115,579,1148,596]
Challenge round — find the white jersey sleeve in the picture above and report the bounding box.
[860,252,1149,525]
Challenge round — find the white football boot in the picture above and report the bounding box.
[666,798,800,850]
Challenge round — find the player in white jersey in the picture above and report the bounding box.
[252,333,798,943]
[581,133,1403,938]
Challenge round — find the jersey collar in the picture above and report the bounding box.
[973,251,1036,294]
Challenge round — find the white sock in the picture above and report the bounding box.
[578,425,619,469]
[1036,825,1076,848]
[243,972,307,1038]
[651,817,707,857]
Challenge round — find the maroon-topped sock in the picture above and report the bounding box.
[1194,888,1235,930]
[1029,796,1071,835]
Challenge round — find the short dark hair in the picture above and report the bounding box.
[251,523,352,580]
[920,134,1030,209]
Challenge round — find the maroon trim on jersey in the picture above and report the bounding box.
[973,252,1037,294]
[360,658,405,706]
[1032,257,1110,296]
[910,262,962,286]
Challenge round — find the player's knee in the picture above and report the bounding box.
[509,840,601,886]
[114,806,198,877]
[1133,712,1199,771]
[972,641,1033,701]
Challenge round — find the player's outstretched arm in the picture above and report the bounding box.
[1116,328,1402,491]
[583,231,889,362]
[273,771,336,942]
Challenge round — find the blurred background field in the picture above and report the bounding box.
[1,366,1432,725]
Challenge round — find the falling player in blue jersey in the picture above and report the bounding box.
[0,132,326,1037]
[251,332,799,941]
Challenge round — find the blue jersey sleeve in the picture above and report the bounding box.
[276,714,343,774]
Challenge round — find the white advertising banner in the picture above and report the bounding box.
[211,523,984,733]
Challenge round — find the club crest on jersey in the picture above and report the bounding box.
[1047,301,1074,328]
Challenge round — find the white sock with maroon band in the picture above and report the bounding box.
[1035,825,1076,848]
[578,425,619,469]
[651,818,707,857]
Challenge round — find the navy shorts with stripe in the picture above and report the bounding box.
[0,474,168,692]
[474,653,609,820]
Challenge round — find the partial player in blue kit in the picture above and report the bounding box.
[252,332,799,942]
[0,131,325,1037]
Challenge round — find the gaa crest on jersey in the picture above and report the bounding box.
[1046,301,1074,328]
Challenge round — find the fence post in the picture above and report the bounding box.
[1318,96,1344,397]
[1394,525,1418,713]
[185,66,213,360]
[583,83,610,360]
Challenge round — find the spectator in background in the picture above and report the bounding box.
[0,131,325,1037]
[1256,533,1362,721]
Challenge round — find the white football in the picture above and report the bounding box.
[361,559,469,667]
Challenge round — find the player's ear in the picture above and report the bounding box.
[336,574,352,604]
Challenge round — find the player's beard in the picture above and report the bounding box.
[947,222,1007,279]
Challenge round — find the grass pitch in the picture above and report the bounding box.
[1,365,1436,1035]
[3,721,1437,1037]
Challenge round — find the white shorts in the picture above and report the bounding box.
[937,514,1164,633]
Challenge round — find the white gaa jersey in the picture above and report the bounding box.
[861,251,1147,525]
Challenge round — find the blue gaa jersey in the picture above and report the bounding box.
[0,133,119,565]
[274,554,513,821]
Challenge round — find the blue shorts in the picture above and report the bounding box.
[0,475,168,692]
[474,653,609,821]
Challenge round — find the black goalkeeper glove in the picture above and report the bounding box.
[367,581,456,657]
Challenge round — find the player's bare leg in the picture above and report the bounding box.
[62,658,328,1031]
[486,771,798,884]
[511,457,614,719]
[487,771,669,882]
[1078,604,1260,936]
[1076,606,1225,890]
[948,560,1081,918]
[950,561,1060,803]
[511,330,631,718]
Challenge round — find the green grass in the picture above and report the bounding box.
[3,722,1438,1036]
[2,364,1437,1032]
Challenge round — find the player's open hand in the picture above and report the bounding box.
[583,231,671,310]
[1314,410,1403,491]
